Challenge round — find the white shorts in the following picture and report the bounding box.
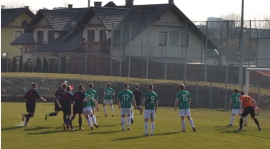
[232,109,242,115]
[91,106,95,112]
[103,100,113,104]
[144,110,156,119]
[179,109,191,116]
[83,106,93,116]
[121,108,131,116]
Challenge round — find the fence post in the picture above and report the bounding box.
[6,52,9,72]
[196,80,198,108]
[10,75,12,101]
[146,58,148,79]
[32,52,35,72]
[210,82,212,109]
[257,81,260,115]
[225,63,228,110]
[85,53,87,75]
[110,23,114,76]
[128,56,130,77]
[45,76,47,99]
[204,21,208,82]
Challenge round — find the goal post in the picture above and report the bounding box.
[244,68,270,126]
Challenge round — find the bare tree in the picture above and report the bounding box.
[3,1,36,14]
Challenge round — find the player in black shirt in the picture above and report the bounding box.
[45,83,67,122]
[57,85,74,130]
[71,84,86,130]
[22,83,46,126]
[133,84,143,114]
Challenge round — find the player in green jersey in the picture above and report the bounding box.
[102,83,115,117]
[82,94,99,129]
[117,83,136,131]
[228,88,242,126]
[174,84,196,132]
[141,84,158,136]
[86,83,99,127]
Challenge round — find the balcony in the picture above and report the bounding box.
[79,41,102,52]
[24,41,44,52]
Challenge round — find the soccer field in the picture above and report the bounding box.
[1,102,270,149]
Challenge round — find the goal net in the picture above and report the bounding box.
[245,68,270,126]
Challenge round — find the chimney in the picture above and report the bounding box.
[126,0,134,6]
[68,4,73,8]
[169,0,174,3]
[24,6,29,9]
[88,0,90,7]
[94,2,102,7]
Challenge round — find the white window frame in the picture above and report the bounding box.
[14,30,23,40]
[158,31,167,46]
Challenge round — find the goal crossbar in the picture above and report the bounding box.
[245,68,270,95]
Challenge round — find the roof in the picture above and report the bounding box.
[1,7,35,28]
[36,32,83,52]
[26,8,90,32]
[91,7,131,30]
[10,33,33,45]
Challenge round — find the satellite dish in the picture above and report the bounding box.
[71,21,77,29]
[21,20,28,28]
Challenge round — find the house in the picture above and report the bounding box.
[11,0,218,70]
[1,6,35,58]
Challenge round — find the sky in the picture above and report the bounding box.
[1,0,270,21]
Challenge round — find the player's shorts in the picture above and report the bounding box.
[103,100,113,104]
[135,99,141,106]
[241,106,255,118]
[62,108,71,115]
[73,105,83,115]
[83,106,93,116]
[26,106,35,113]
[144,110,156,119]
[232,109,242,115]
[54,104,61,111]
[121,108,131,116]
[179,109,191,116]
[91,106,95,112]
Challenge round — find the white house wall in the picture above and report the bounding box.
[257,38,270,67]
[33,17,54,43]
[111,11,209,64]
[83,15,107,42]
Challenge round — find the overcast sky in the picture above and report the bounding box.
[1,0,269,21]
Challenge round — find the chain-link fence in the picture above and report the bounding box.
[2,20,270,101]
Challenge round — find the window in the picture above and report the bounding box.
[99,30,107,42]
[15,31,22,39]
[169,31,179,46]
[180,33,189,47]
[87,30,95,42]
[37,31,43,43]
[48,31,54,43]
[158,31,166,46]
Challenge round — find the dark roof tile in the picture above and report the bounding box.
[10,33,33,45]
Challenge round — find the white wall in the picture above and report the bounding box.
[257,38,270,67]
[82,15,107,42]
[33,17,54,43]
[111,10,211,64]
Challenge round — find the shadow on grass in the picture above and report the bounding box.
[88,130,119,135]
[98,124,118,127]
[27,129,69,135]
[111,135,142,141]
[214,125,270,139]
[23,126,54,131]
[1,126,24,131]
[154,131,179,136]
[111,131,179,141]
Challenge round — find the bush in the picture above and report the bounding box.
[12,57,18,72]
[18,56,23,72]
[61,56,67,73]
[42,57,48,73]
[35,57,42,72]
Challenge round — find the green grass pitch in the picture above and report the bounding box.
[1,102,270,149]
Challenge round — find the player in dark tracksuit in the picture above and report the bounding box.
[22,83,46,126]
[45,83,67,122]
[57,85,74,130]
[133,84,143,114]
[71,84,86,130]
